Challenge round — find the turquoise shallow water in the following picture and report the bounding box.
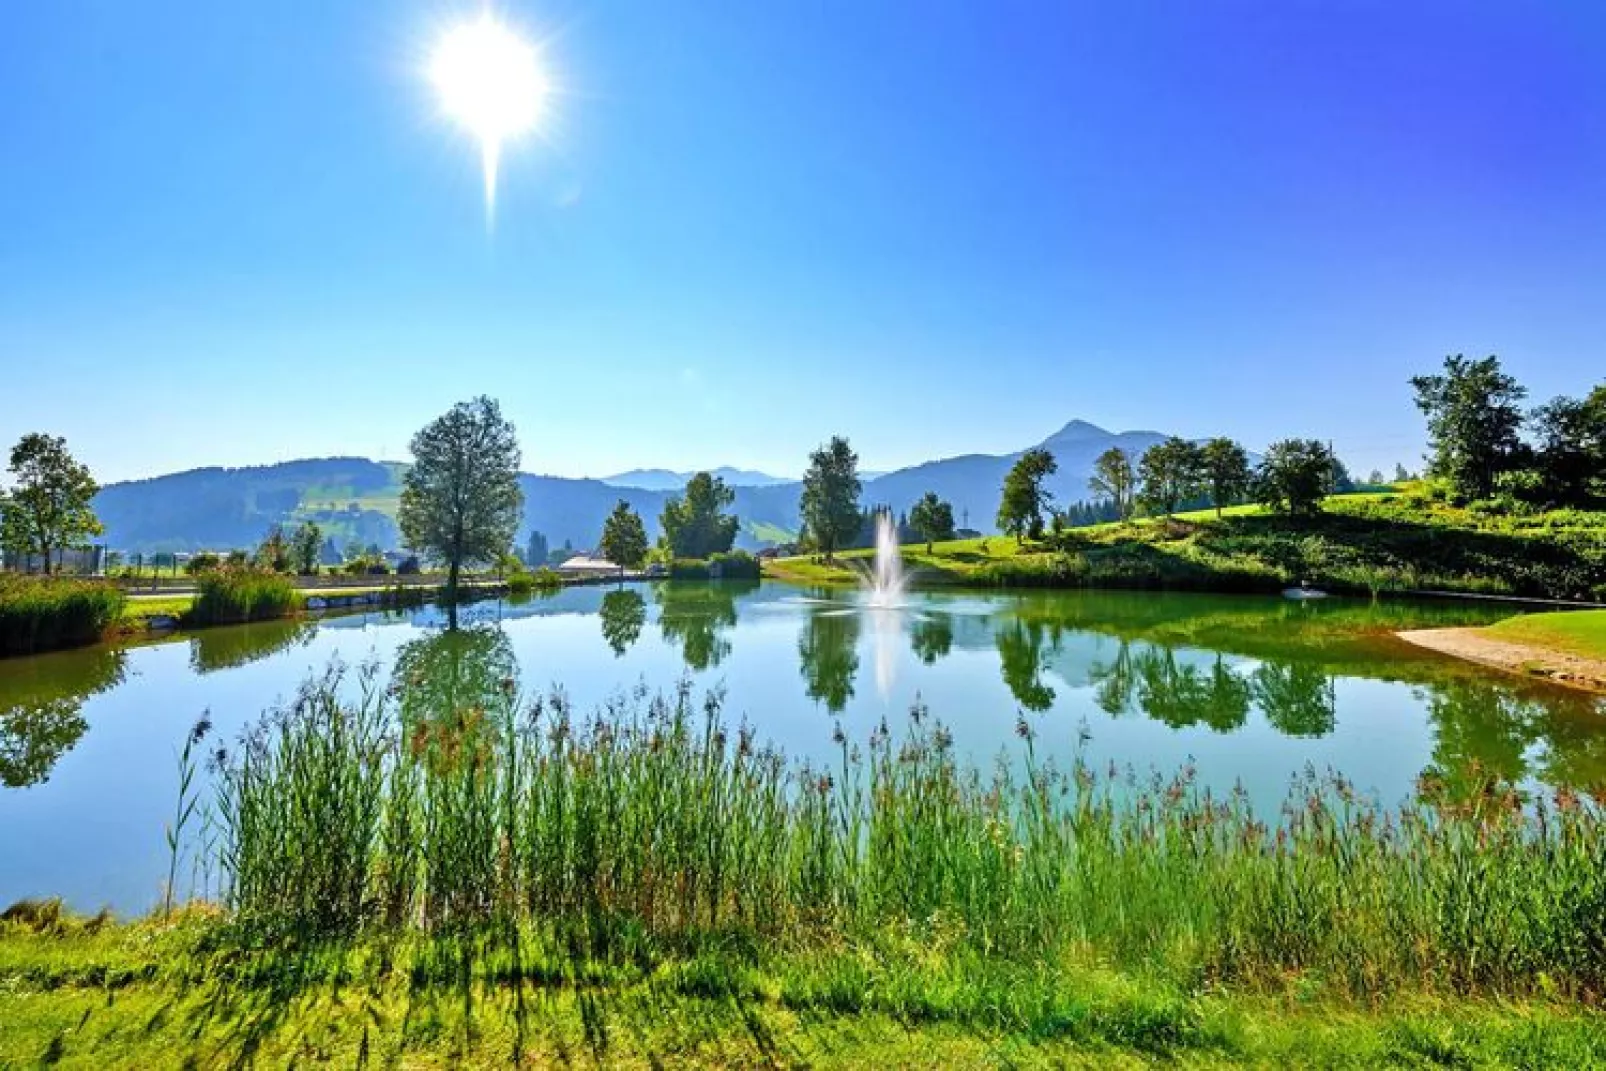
[2,582,1601,913]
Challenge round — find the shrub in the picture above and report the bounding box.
[507,568,561,594]
[396,555,421,576]
[184,553,221,576]
[365,561,391,576]
[187,568,300,626]
[0,574,126,655]
[709,550,761,580]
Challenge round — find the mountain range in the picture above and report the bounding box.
[599,467,792,491]
[92,420,1179,555]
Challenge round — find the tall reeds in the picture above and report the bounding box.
[208,664,1606,1000]
[186,568,299,626]
[0,573,126,655]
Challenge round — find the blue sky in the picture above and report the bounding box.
[2,1,1603,484]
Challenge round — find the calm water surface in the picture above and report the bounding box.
[2,582,1602,913]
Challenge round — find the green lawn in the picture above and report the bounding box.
[116,594,193,624]
[4,917,1604,1069]
[1487,609,1606,660]
[766,494,1606,602]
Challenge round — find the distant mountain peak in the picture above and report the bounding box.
[1040,419,1111,445]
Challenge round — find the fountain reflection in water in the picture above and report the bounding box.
[857,513,909,697]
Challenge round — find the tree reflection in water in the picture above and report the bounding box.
[1090,641,1327,736]
[909,613,953,665]
[657,581,751,671]
[1250,661,1337,737]
[995,618,1057,712]
[599,588,647,657]
[189,619,316,675]
[799,608,860,713]
[390,625,519,728]
[0,646,128,788]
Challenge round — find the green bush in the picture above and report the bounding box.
[184,552,221,576]
[669,552,761,581]
[710,550,761,580]
[0,574,126,655]
[187,568,300,626]
[506,567,561,595]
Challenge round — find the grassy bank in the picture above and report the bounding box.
[768,494,1606,602]
[0,575,126,656]
[1488,609,1606,661]
[4,913,1605,1068]
[8,669,1606,1063]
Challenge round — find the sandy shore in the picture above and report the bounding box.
[1398,628,1606,694]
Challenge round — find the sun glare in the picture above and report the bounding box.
[429,12,548,218]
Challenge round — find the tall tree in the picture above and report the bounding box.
[254,525,290,572]
[659,472,739,559]
[290,521,322,575]
[1088,447,1137,521]
[1256,439,1334,516]
[1138,437,1202,519]
[599,500,649,575]
[1410,354,1528,500]
[997,448,1057,542]
[0,434,102,574]
[799,436,862,561]
[397,396,524,601]
[1531,384,1606,505]
[908,491,955,553]
[1198,438,1250,518]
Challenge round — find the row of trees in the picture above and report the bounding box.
[1411,354,1605,506]
[998,435,1339,542]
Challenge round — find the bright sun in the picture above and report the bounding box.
[429,13,548,216]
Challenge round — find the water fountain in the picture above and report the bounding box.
[862,512,908,608]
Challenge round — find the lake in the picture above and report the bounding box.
[2,582,1603,914]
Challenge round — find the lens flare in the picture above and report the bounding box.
[429,12,547,218]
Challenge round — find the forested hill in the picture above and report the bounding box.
[91,421,1196,554]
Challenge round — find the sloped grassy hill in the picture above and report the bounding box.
[769,494,1606,603]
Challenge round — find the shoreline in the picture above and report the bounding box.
[1397,627,1606,695]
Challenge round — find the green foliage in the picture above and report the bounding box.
[1198,438,1251,517]
[1531,384,1606,506]
[0,433,103,573]
[290,521,321,576]
[997,448,1057,542]
[0,575,126,656]
[253,525,291,572]
[599,588,647,655]
[773,496,1606,602]
[1411,354,1528,501]
[660,472,739,559]
[908,491,955,552]
[206,668,1606,1005]
[505,567,560,594]
[183,552,220,576]
[599,500,649,572]
[186,568,299,626]
[398,396,524,594]
[1089,446,1137,520]
[800,436,862,560]
[1256,439,1334,516]
[1138,437,1202,518]
[665,551,759,581]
